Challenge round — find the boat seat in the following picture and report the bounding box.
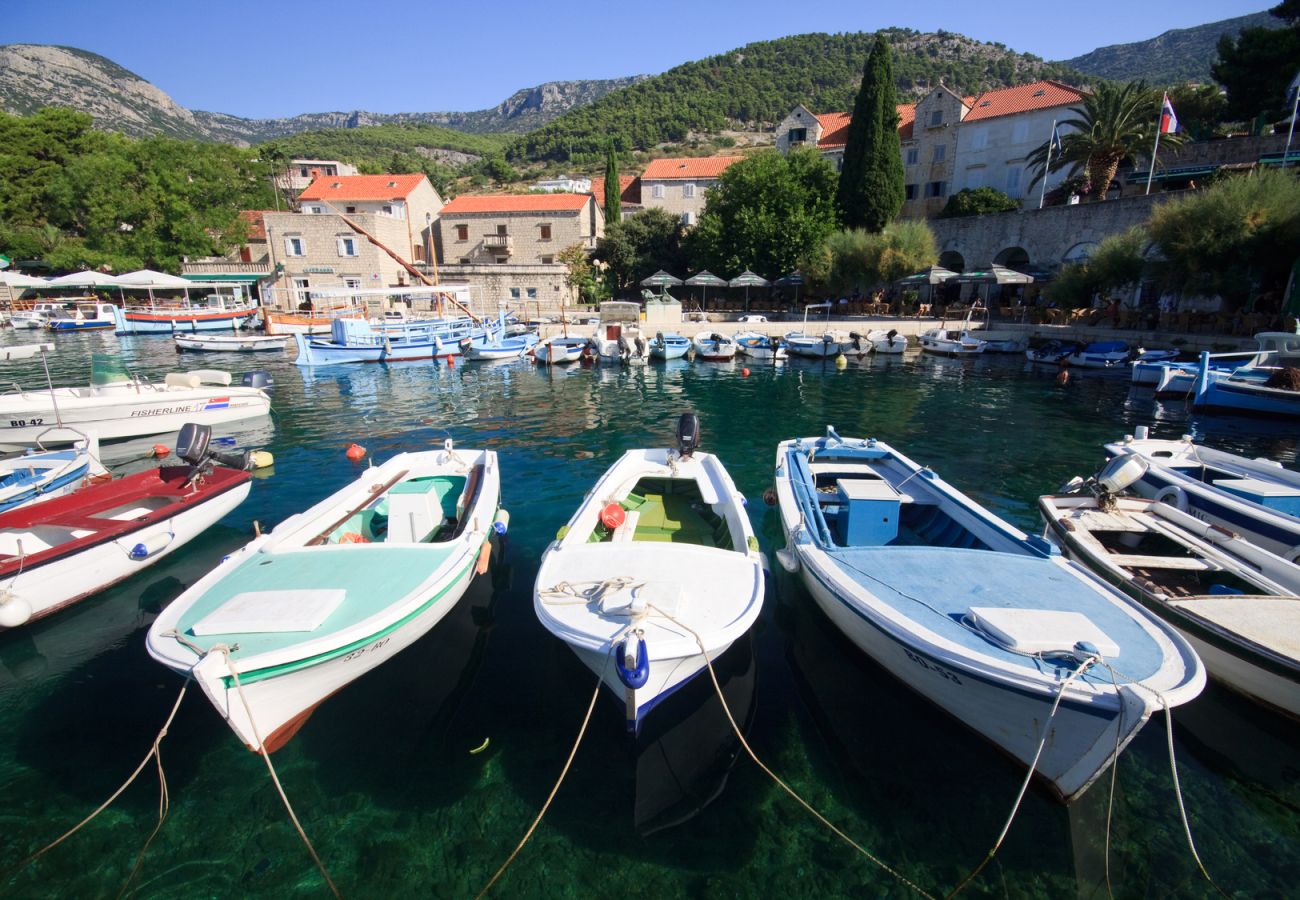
[1106,553,1214,571]
[164,373,201,389]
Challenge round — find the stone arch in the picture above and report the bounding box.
[993,246,1030,269]
[1061,241,1098,265]
[938,250,965,272]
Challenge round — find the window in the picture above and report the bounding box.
[455,224,469,241]
[337,237,357,257]
[285,236,305,256]
[932,144,946,163]
[1012,121,1030,143]
[413,245,425,262]
[299,167,309,177]
[540,224,552,240]
[968,128,988,151]
[497,224,508,236]
[459,257,470,264]
[343,278,361,289]
[682,183,695,198]
[905,184,917,200]
[681,212,693,226]
[651,184,665,199]
[381,204,393,216]
[1005,167,1022,195]
[924,181,947,198]
[929,109,943,127]
[788,127,807,143]
[905,148,919,166]
[496,257,508,265]
[305,206,323,215]
[510,288,521,299]
[345,206,356,214]
[540,255,553,265]
[526,288,537,300]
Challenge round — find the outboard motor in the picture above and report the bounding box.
[676,413,701,458]
[241,371,273,391]
[176,423,212,466]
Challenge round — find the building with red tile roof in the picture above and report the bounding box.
[436,193,602,266]
[298,173,430,203]
[638,156,742,225]
[439,193,592,215]
[590,175,642,213]
[962,80,1086,122]
[640,156,744,180]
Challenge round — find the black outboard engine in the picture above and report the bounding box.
[241,371,274,391]
[176,422,252,475]
[676,413,701,458]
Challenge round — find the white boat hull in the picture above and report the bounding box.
[570,643,726,725]
[1,479,251,624]
[175,335,287,352]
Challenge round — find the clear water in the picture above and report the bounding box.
[2,332,1299,898]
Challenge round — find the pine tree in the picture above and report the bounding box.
[836,35,905,231]
[604,149,622,225]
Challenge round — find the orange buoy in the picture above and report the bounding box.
[741,367,750,377]
[346,443,367,461]
[152,444,170,458]
[338,532,370,544]
[601,502,626,530]
[476,541,492,574]
[447,356,456,368]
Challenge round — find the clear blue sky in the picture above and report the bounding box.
[5,0,1273,118]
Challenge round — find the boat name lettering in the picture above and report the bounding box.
[130,404,203,418]
[342,637,390,663]
[8,418,44,428]
[903,649,963,684]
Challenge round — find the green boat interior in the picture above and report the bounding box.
[318,474,469,545]
[590,476,732,549]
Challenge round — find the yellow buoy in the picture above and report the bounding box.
[834,354,848,369]
[470,737,490,755]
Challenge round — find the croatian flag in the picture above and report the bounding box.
[204,397,231,410]
[1159,94,1179,134]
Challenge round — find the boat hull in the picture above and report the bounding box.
[262,308,363,336]
[113,306,260,335]
[176,335,287,352]
[293,332,448,365]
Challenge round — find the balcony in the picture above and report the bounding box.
[181,260,272,276]
[483,234,513,254]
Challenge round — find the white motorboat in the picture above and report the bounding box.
[919,324,986,356]
[1042,463,1300,719]
[0,425,254,629]
[692,332,737,361]
[1105,426,1300,559]
[1067,341,1130,368]
[534,336,588,365]
[147,439,503,752]
[0,434,106,514]
[863,328,907,354]
[175,333,289,352]
[0,344,272,452]
[535,415,764,731]
[11,302,67,330]
[45,302,118,331]
[773,429,1204,802]
[784,302,849,358]
[734,332,787,360]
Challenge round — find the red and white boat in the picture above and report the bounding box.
[262,306,365,336]
[0,425,254,629]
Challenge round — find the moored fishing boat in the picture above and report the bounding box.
[0,344,272,452]
[734,332,786,360]
[45,302,118,332]
[112,294,260,335]
[773,428,1205,802]
[175,333,288,353]
[11,302,67,330]
[534,336,588,365]
[262,305,365,336]
[146,438,504,751]
[1067,341,1130,368]
[1105,426,1300,558]
[648,332,691,361]
[0,424,255,629]
[0,434,105,514]
[1026,340,1079,365]
[919,325,985,356]
[459,330,539,360]
[864,328,907,354]
[534,415,764,731]
[692,332,737,361]
[293,315,478,365]
[784,302,849,358]
[1042,461,1300,718]
[1129,348,1180,384]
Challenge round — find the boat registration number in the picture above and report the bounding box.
[342,637,390,663]
[903,648,963,685]
[8,418,44,428]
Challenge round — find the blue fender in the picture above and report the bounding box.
[615,637,650,689]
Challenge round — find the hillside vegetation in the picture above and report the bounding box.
[509,30,1083,163]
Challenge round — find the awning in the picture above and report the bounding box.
[1125,165,1218,184]
[181,273,268,283]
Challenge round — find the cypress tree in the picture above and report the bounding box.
[836,34,905,231]
[604,149,622,225]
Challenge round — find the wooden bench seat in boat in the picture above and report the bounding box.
[1106,553,1215,571]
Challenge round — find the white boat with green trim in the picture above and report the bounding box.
[146,439,504,752]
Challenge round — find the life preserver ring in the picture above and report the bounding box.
[1285,545,1300,565]
[1153,485,1189,512]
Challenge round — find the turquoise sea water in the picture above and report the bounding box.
[2,331,1299,899]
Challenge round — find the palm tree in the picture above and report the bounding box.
[1028,81,1183,202]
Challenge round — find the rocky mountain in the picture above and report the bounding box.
[0,43,645,143]
[1059,12,1283,83]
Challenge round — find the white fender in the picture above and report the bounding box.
[1153,485,1190,512]
[0,590,33,628]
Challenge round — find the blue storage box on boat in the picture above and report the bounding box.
[1212,476,1300,517]
[836,478,902,545]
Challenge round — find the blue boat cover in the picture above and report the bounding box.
[1083,341,1127,354]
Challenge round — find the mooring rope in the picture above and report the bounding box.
[5,680,189,888]
[475,673,603,899]
[651,603,938,900]
[216,645,343,900]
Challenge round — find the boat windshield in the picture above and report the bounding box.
[90,353,131,386]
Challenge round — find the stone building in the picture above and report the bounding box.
[180,209,276,288]
[638,156,743,225]
[590,174,642,218]
[280,159,359,194]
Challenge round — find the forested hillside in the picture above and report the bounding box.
[509,30,1083,163]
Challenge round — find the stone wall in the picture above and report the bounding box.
[437,263,570,313]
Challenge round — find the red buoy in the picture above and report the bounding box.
[346,443,367,461]
[741,367,750,377]
[152,444,170,458]
[601,503,626,530]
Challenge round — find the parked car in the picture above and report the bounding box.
[738,314,768,323]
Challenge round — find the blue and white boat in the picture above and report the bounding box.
[648,332,691,361]
[784,302,849,358]
[0,435,105,513]
[1105,426,1300,560]
[1025,340,1079,365]
[533,336,588,365]
[774,428,1205,802]
[293,315,477,366]
[460,329,538,361]
[1067,341,1130,368]
[1129,349,1180,385]
[45,302,118,332]
[1184,350,1300,419]
[734,332,786,360]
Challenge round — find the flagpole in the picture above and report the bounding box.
[1145,93,1166,196]
[1039,117,1056,209]
[1284,82,1299,170]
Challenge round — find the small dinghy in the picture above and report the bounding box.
[1026,340,1079,365]
[773,428,1204,802]
[0,434,106,514]
[1043,457,1300,719]
[0,424,255,629]
[1068,341,1130,368]
[734,332,786,360]
[863,329,907,354]
[175,333,288,353]
[147,438,504,752]
[919,325,986,356]
[692,332,737,361]
[648,332,691,361]
[535,414,763,731]
[534,336,588,365]
[1105,426,1300,559]
[460,331,538,360]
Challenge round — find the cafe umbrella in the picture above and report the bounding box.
[640,270,683,296]
[684,270,728,309]
[774,270,805,305]
[728,270,771,312]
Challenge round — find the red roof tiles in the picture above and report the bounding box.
[238,210,273,242]
[298,174,428,202]
[440,194,592,214]
[962,80,1086,122]
[590,175,641,208]
[640,156,743,180]
[816,105,915,147]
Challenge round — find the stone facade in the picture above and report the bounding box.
[436,196,602,266]
[774,105,822,155]
[282,159,358,194]
[639,157,742,226]
[955,106,1072,208]
[262,211,423,303]
[901,86,967,219]
[436,263,569,313]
